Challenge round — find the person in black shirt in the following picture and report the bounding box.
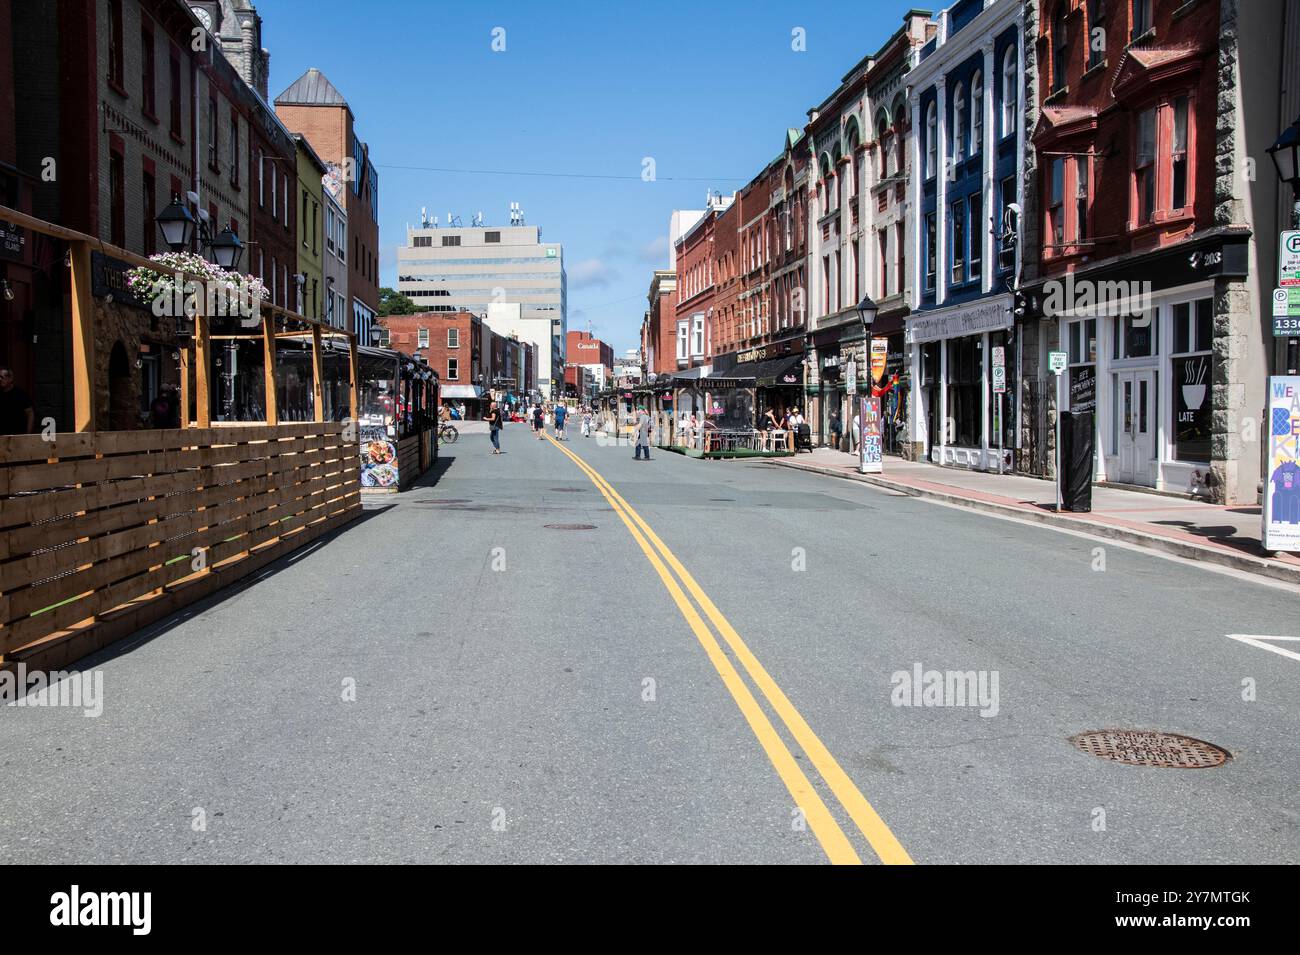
[0,367,35,435]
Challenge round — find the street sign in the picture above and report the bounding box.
[1273,288,1300,337]
[1280,231,1300,286]
[845,358,857,394]
[992,346,1006,394]
[1049,351,1068,375]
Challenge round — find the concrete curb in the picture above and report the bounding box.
[768,458,1300,587]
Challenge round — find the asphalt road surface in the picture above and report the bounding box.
[3,421,1298,864]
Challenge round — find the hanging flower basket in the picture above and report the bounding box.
[126,252,270,327]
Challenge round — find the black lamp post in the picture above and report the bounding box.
[156,195,196,252]
[855,293,879,390]
[208,227,244,272]
[1268,118,1300,374]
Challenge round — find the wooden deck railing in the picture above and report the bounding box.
[0,206,366,668]
[0,424,359,663]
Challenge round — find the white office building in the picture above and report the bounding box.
[398,218,566,394]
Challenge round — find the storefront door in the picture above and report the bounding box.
[1115,369,1157,486]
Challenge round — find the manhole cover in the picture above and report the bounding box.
[1068,730,1230,768]
[544,523,596,530]
[548,487,585,493]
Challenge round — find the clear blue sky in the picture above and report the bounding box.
[260,0,906,353]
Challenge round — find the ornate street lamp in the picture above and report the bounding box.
[208,227,244,271]
[156,195,196,252]
[1268,119,1300,206]
[854,294,879,331]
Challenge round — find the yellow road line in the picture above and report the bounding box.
[542,434,860,863]
[546,433,914,865]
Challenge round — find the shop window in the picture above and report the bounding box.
[1068,318,1098,365]
[1171,299,1212,461]
[1113,312,1158,359]
[946,336,984,448]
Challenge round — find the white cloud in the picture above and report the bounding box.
[568,258,617,289]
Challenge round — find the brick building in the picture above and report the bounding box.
[275,68,380,344]
[380,310,490,416]
[2,0,260,430]
[1023,0,1286,504]
[564,329,612,398]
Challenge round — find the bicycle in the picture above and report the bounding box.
[438,422,459,444]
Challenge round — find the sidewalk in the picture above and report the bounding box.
[770,448,1300,584]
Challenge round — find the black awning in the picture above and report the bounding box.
[753,353,805,388]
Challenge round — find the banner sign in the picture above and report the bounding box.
[859,396,883,474]
[1264,376,1300,552]
[870,339,888,384]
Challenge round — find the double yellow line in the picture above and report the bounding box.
[544,433,912,865]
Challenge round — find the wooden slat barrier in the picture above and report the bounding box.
[0,422,360,662]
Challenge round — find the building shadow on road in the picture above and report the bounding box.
[73,505,395,671]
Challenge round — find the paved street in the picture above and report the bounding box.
[3,424,1299,865]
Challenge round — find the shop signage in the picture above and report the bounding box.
[1279,231,1300,287]
[0,219,25,261]
[1272,288,1300,337]
[1263,376,1300,552]
[992,346,1006,394]
[1048,351,1068,375]
[91,252,153,312]
[1069,364,1096,414]
[859,396,883,474]
[1174,355,1211,461]
[905,297,1012,344]
[870,339,888,384]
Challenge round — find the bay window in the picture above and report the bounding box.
[1135,107,1156,224]
[1049,157,1065,246]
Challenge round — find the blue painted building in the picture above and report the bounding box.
[905,0,1031,470]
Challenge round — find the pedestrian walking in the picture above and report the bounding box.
[533,402,545,438]
[851,409,861,454]
[581,409,592,437]
[486,401,504,454]
[633,406,653,460]
[553,402,568,440]
[829,407,843,451]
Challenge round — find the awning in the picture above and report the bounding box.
[708,354,804,389]
[440,384,486,400]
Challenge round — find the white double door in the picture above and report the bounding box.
[1115,368,1157,486]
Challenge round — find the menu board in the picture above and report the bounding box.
[359,424,399,489]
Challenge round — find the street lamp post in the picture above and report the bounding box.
[855,294,878,473]
[1268,118,1300,374]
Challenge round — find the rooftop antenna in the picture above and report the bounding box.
[448,211,462,227]
[472,211,484,227]
[420,206,427,228]
[509,201,524,226]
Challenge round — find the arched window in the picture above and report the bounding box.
[877,113,889,178]
[926,100,938,178]
[1001,45,1018,137]
[952,81,966,163]
[971,70,983,152]
[1052,4,1069,92]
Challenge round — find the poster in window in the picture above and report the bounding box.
[1069,365,1096,415]
[1173,355,1211,462]
[1263,376,1300,552]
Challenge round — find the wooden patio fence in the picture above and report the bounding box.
[0,205,363,669]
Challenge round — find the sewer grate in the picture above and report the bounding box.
[1068,730,1230,768]
[544,523,596,530]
